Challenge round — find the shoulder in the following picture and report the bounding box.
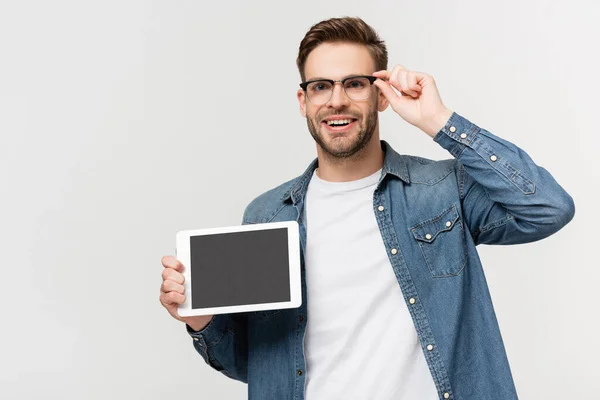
[242,177,299,223]
[404,154,459,185]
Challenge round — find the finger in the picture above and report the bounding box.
[388,65,401,89]
[373,69,410,97]
[161,255,184,272]
[373,71,406,96]
[395,68,419,98]
[373,64,407,79]
[160,291,186,306]
[407,71,422,93]
[389,66,416,98]
[161,279,185,295]
[165,305,183,321]
[411,70,434,91]
[373,78,407,109]
[161,267,185,285]
[372,70,391,80]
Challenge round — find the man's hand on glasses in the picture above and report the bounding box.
[372,65,453,138]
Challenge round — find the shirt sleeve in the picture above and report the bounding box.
[186,313,248,383]
[433,111,575,245]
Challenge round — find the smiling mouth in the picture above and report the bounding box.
[323,118,358,127]
[321,118,358,132]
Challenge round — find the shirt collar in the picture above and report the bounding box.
[281,140,410,203]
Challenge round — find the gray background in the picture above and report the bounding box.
[1,0,598,399]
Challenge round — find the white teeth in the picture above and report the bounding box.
[327,119,352,126]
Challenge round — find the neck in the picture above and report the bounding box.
[315,132,384,182]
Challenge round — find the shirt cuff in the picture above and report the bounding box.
[185,316,225,350]
[433,111,481,158]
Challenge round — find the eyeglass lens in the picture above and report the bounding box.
[306,77,372,104]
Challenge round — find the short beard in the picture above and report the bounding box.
[306,106,378,160]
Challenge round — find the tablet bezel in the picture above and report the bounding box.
[175,220,301,317]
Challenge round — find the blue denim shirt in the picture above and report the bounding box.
[186,112,575,400]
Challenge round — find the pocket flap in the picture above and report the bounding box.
[411,205,460,243]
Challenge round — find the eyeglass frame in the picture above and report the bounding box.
[299,75,378,104]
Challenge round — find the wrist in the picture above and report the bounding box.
[186,315,214,332]
[422,107,453,138]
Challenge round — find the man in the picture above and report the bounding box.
[160,16,574,400]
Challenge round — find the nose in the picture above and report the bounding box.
[326,82,350,108]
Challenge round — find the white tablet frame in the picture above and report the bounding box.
[176,220,301,317]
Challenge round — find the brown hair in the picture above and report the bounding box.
[296,17,388,82]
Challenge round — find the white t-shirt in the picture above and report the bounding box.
[303,168,439,400]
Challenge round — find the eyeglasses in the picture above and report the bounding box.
[299,75,377,105]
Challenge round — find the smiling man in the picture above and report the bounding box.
[160,16,575,400]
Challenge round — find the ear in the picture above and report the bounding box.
[297,89,307,117]
[376,87,389,112]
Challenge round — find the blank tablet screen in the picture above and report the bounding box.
[189,227,291,309]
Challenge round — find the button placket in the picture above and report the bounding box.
[373,191,452,394]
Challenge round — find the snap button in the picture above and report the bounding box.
[391,248,398,254]
[193,337,199,341]
[445,221,452,227]
[449,126,456,132]
[444,393,450,399]
[490,155,498,162]
[427,344,434,351]
[297,369,303,376]
[460,133,467,139]
[299,315,305,322]
[409,298,416,304]
[378,205,385,211]
[425,233,432,240]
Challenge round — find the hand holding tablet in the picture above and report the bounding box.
[160,221,302,327]
[160,256,214,331]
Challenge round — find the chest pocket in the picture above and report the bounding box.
[410,204,467,278]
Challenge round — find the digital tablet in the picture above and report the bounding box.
[175,220,302,317]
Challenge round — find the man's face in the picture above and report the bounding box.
[297,42,389,159]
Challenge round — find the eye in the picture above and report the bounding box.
[344,78,367,89]
[308,81,332,93]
